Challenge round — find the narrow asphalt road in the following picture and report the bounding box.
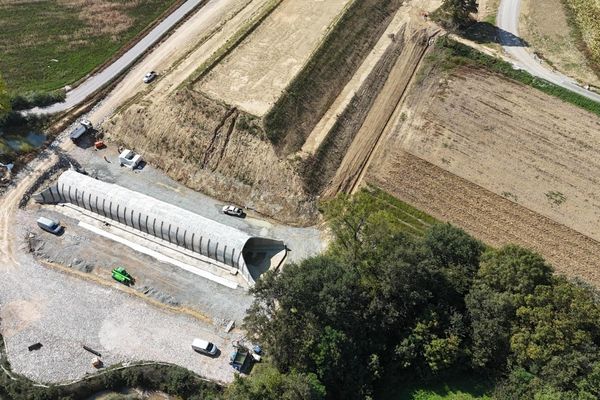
[29,0,206,115]
[497,0,600,104]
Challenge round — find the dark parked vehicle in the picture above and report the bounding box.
[69,119,93,142]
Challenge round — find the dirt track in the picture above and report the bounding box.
[93,0,256,124]
[324,24,437,197]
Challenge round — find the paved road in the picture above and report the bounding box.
[497,0,600,103]
[29,0,206,115]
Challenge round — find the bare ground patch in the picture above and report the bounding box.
[197,0,351,116]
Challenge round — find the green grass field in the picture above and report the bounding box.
[0,0,179,95]
[360,186,439,237]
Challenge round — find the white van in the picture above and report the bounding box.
[191,338,218,356]
[37,217,63,234]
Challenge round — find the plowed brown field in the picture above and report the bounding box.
[369,151,600,285]
[367,65,600,283]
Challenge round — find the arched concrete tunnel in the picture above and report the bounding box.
[34,170,287,285]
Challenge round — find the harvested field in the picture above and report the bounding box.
[197,0,351,116]
[392,66,600,242]
[368,152,600,286]
[366,59,600,285]
[0,0,180,93]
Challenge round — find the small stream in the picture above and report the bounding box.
[0,125,47,158]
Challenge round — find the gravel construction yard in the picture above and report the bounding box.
[198,0,352,116]
[66,141,324,263]
[18,206,251,322]
[0,248,241,384]
[0,118,325,385]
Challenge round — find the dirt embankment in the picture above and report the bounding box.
[105,89,317,225]
[263,0,404,155]
[301,23,436,196]
[322,25,436,198]
[102,0,414,226]
[367,59,600,285]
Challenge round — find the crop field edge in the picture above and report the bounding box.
[559,0,600,79]
[434,36,600,117]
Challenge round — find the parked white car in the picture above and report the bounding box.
[143,71,157,83]
[119,149,142,169]
[192,338,218,356]
[37,217,63,235]
[222,205,244,217]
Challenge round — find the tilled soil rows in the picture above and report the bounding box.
[392,66,600,243]
[368,151,600,285]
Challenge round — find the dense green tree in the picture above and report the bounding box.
[244,256,370,398]
[510,279,600,390]
[224,364,325,400]
[246,195,485,397]
[434,0,478,29]
[467,245,553,370]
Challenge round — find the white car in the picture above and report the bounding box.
[118,149,142,169]
[222,205,244,217]
[143,71,157,83]
[192,338,218,356]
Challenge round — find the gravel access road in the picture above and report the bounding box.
[497,0,600,103]
[29,0,206,115]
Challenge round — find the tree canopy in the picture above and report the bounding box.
[242,190,600,399]
[433,0,478,30]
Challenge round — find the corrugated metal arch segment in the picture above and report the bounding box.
[48,170,252,271]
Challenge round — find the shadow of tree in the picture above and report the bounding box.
[463,22,529,47]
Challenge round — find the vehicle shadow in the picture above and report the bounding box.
[463,22,529,47]
[193,348,221,359]
[73,131,97,150]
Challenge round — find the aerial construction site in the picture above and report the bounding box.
[1,0,600,397]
